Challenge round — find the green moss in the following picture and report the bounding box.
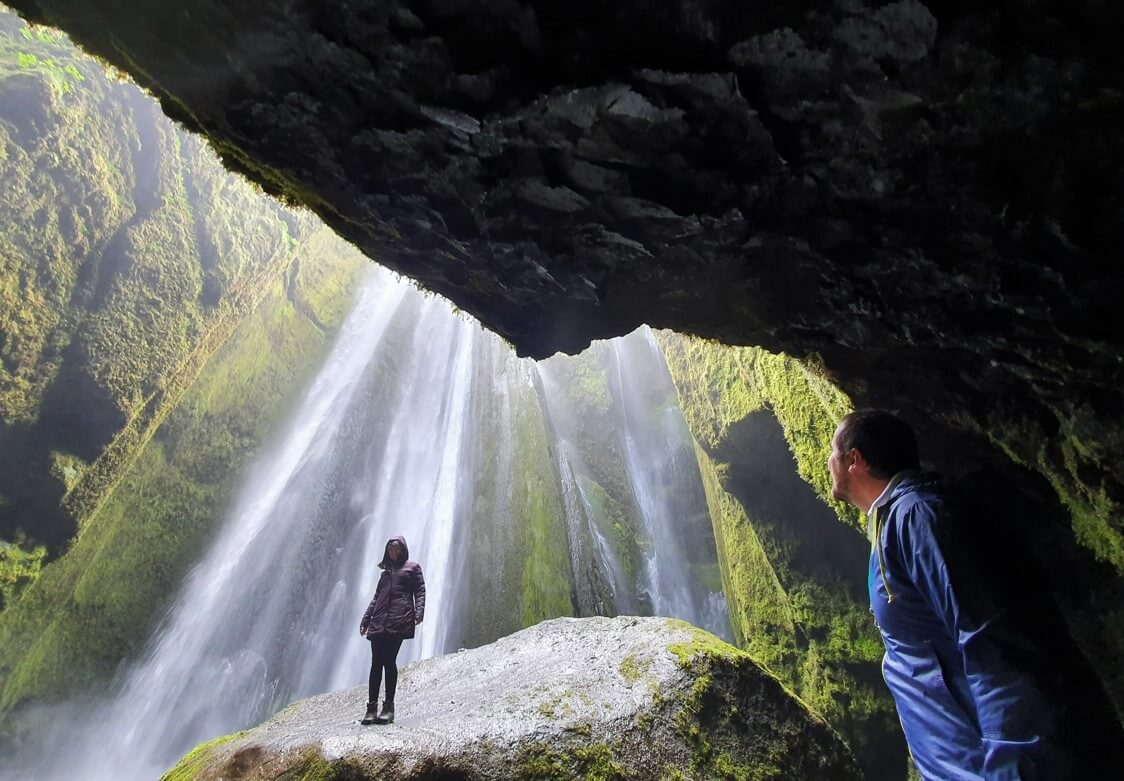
[655,333,857,531]
[0,9,339,563]
[162,742,377,781]
[619,653,654,682]
[0,539,46,610]
[517,742,632,781]
[284,752,337,781]
[984,423,1124,719]
[580,475,641,586]
[657,334,900,777]
[158,730,247,781]
[565,722,593,737]
[0,247,364,719]
[542,345,613,419]
[693,446,796,668]
[537,695,573,720]
[0,19,133,426]
[0,10,375,721]
[689,562,724,595]
[989,428,1124,572]
[663,622,846,780]
[538,340,660,614]
[512,381,576,627]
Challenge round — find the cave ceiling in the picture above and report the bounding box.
[8,1,1124,552]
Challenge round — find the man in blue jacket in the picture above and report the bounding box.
[828,409,1066,780]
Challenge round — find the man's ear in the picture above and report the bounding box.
[847,448,864,473]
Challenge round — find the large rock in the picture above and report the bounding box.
[162,616,860,780]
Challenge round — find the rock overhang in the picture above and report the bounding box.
[6,1,1123,593]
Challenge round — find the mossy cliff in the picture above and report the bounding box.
[460,329,724,649]
[0,8,321,563]
[538,330,724,622]
[0,237,366,727]
[0,9,368,730]
[656,332,905,780]
[659,330,1124,742]
[159,617,861,781]
[457,349,576,648]
[538,341,646,615]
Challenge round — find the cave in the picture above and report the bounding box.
[3,0,1123,776]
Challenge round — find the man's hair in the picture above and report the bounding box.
[837,409,920,479]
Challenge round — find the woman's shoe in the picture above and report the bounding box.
[375,700,394,724]
[360,701,379,725]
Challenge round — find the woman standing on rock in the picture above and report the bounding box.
[359,536,425,724]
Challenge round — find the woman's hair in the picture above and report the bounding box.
[837,409,920,479]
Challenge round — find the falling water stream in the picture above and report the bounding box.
[609,327,730,634]
[9,269,729,781]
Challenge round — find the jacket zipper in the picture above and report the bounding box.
[870,505,896,604]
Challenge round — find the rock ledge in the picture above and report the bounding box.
[162,616,859,780]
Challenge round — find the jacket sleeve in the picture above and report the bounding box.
[360,595,376,632]
[360,577,384,632]
[413,565,426,622]
[897,502,1059,778]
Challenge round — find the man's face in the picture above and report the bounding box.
[827,425,852,504]
[388,542,402,562]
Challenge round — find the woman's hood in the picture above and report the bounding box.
[378,535,410,569]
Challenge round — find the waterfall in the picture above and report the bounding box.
[608,327,728,635]
[7,280,731,781]
[556,440,628,616]
[17,268,490,781]
[538,328,731,640]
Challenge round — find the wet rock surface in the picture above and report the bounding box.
[165,616,860,780]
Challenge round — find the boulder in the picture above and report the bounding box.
[163,616,860,780]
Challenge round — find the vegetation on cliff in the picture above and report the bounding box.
[0,239,366,721]
[539,332,724,623]
[539,342,646,612]
[456,350,578,648]
[0,10,322,564]
[510,366,576,628]
[657,332,906,779]
[0,9,368,725]
[656,334,857,530]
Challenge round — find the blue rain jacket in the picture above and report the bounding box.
[868,472,1064,780]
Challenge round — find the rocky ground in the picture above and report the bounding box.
[162,616,860,780]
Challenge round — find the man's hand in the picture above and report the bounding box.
[359,627,367,636]
[415,617,423,625]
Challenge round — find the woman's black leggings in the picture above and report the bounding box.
[368,636,404,704]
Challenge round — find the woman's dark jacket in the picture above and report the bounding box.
[360,536,426,640]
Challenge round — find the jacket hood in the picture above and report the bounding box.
[378,535,410,570]
[886,470,943,504]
